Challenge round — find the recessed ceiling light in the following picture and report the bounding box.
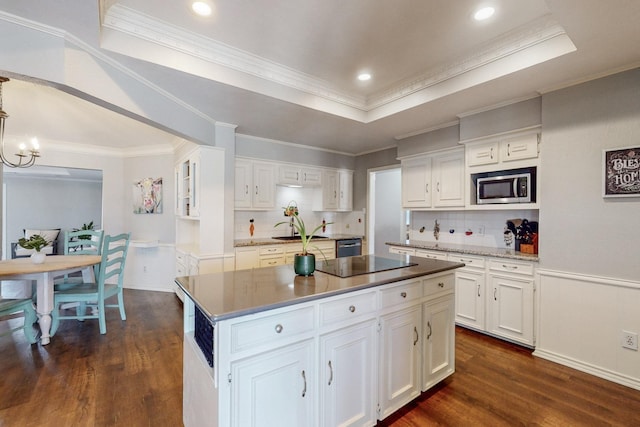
[474,6,495,21]
[192,1,212,17]
[357,73,372,81]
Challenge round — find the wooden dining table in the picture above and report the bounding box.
[0,255,101,345]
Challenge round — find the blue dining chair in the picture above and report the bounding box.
[54,229,105,291]
[50,233,130,335]
[0,298,38,344]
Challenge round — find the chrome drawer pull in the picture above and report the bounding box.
[400,292,407,298]
[302,370,307,397]
[349,305,356,313]
[413,326,419,346]
[427,321,432,340]
[275,324,283,333]
[502,264,518,269]
[328,361,333,386]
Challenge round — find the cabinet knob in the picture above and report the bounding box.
[348,305,356,313]
[400,292,407,298]
[275,324,283,333]
[438,282,444,288]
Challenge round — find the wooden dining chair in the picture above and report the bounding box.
[0,298,38,344]
[50,233,130,336]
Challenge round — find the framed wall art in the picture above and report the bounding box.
[133,177,163,213]
[603,146,640,197]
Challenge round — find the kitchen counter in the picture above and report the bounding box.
[234,233,363,247]
[175,254,463,322]
[386,240,539,262]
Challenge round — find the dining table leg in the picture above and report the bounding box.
[36,271,56,345]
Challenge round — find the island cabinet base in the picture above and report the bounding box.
[182,271,456,427]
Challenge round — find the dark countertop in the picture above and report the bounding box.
[386,240,539,262]
[175,254,463,322]
[235,234,364,247]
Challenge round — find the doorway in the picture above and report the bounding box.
[367,167,404,255]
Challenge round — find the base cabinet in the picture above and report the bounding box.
[487,273,534,345]
[378,305,422,419]
[231,340,315,427]
[183,273,456,427]
[320,320,378,427]
[422,296,455,390]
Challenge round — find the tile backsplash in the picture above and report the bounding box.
[234,186,365,239]
[409,210,539,249]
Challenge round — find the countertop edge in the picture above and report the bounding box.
[386,241,539,262]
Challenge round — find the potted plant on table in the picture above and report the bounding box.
[18,234,50,264]
[275,201,332,276]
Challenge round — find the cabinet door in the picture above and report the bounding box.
[379,305,421,419]
[322,170,339,210]
[174,165,182,215]
[235,160,253,209]
[301,168,322,186]
[467,141,499,167]
[487,274,534,346]
[454,269,485,330]
[235,247,260,270]
[252,163,276,209]
[338,170,353,211]
[402,156,431,208]
[432,151,464,207]
[189,155,201,217]
[231,340,315,427]
[278,165,302,186]
[500,133,538,162]
[320,320,377,427]
[422,296,455,391]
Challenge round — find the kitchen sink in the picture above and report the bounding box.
[272,235,328,241]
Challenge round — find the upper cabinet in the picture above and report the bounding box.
[314,169,353,212]
[465,130,539,170]
[401,149,464,209]
[277,165,322,187]
[235,159,276,210]
[176,152,202,217]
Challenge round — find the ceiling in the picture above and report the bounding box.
[3,1,640,155]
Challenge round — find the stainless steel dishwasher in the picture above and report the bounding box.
[335,238,362,257]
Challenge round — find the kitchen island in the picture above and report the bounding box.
[176,255,463,427]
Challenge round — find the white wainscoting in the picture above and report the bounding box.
[534,269,640,391]
[123,243,176,293]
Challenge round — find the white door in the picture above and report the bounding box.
[423,297,455,390]
[369,167,403,256]
[487,274,534,345]
[454,270,485,330]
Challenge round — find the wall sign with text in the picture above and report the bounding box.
[603,146,640,197]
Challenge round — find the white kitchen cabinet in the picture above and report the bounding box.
[278,165,322,187]
[422,296,455,390]
[235,247,260,270]
[235,159,276,210]
[378,305,422,419]
[415,249,448,261]
[401,149,464,209]
[500,132,539,163]
[231,340,315,427]
[466,141,499,167]
[432,150,465,207]
[320,320,378,427]
[465,130,539,168]
[402,155,431,208]
[315,169,353,211]
[486,259,535,346]
[338,170,353,211]
[175,153,201,217]
[449,254,486,331]
[388,246,416,257]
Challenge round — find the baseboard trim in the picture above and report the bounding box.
[533,348,640,391]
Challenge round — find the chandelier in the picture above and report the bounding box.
[0,77,40,168]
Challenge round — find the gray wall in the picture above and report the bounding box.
[540,68,640,281]
[353,147,399,210]
[396,125,460,159]
[459,97,542,141]
[4,174,102,255]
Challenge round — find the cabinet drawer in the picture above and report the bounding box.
[415,250,448,260]
[230,306,315,354]
[389,246,415,256]
[488,259,534,276]
[259,257,285,268]
[319,291,377,328]
[467,141,499,167]
[447,254,485,269]
[259,246,284,256]
[424,274,454,297]
[176,251,187,264]
[380,280,423,309]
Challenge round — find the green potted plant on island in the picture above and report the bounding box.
[275,201,332,276]
[18,234,50,264]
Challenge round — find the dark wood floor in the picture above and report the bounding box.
[1,290,639,426]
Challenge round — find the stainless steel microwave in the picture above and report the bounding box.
[476,170,533,204]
